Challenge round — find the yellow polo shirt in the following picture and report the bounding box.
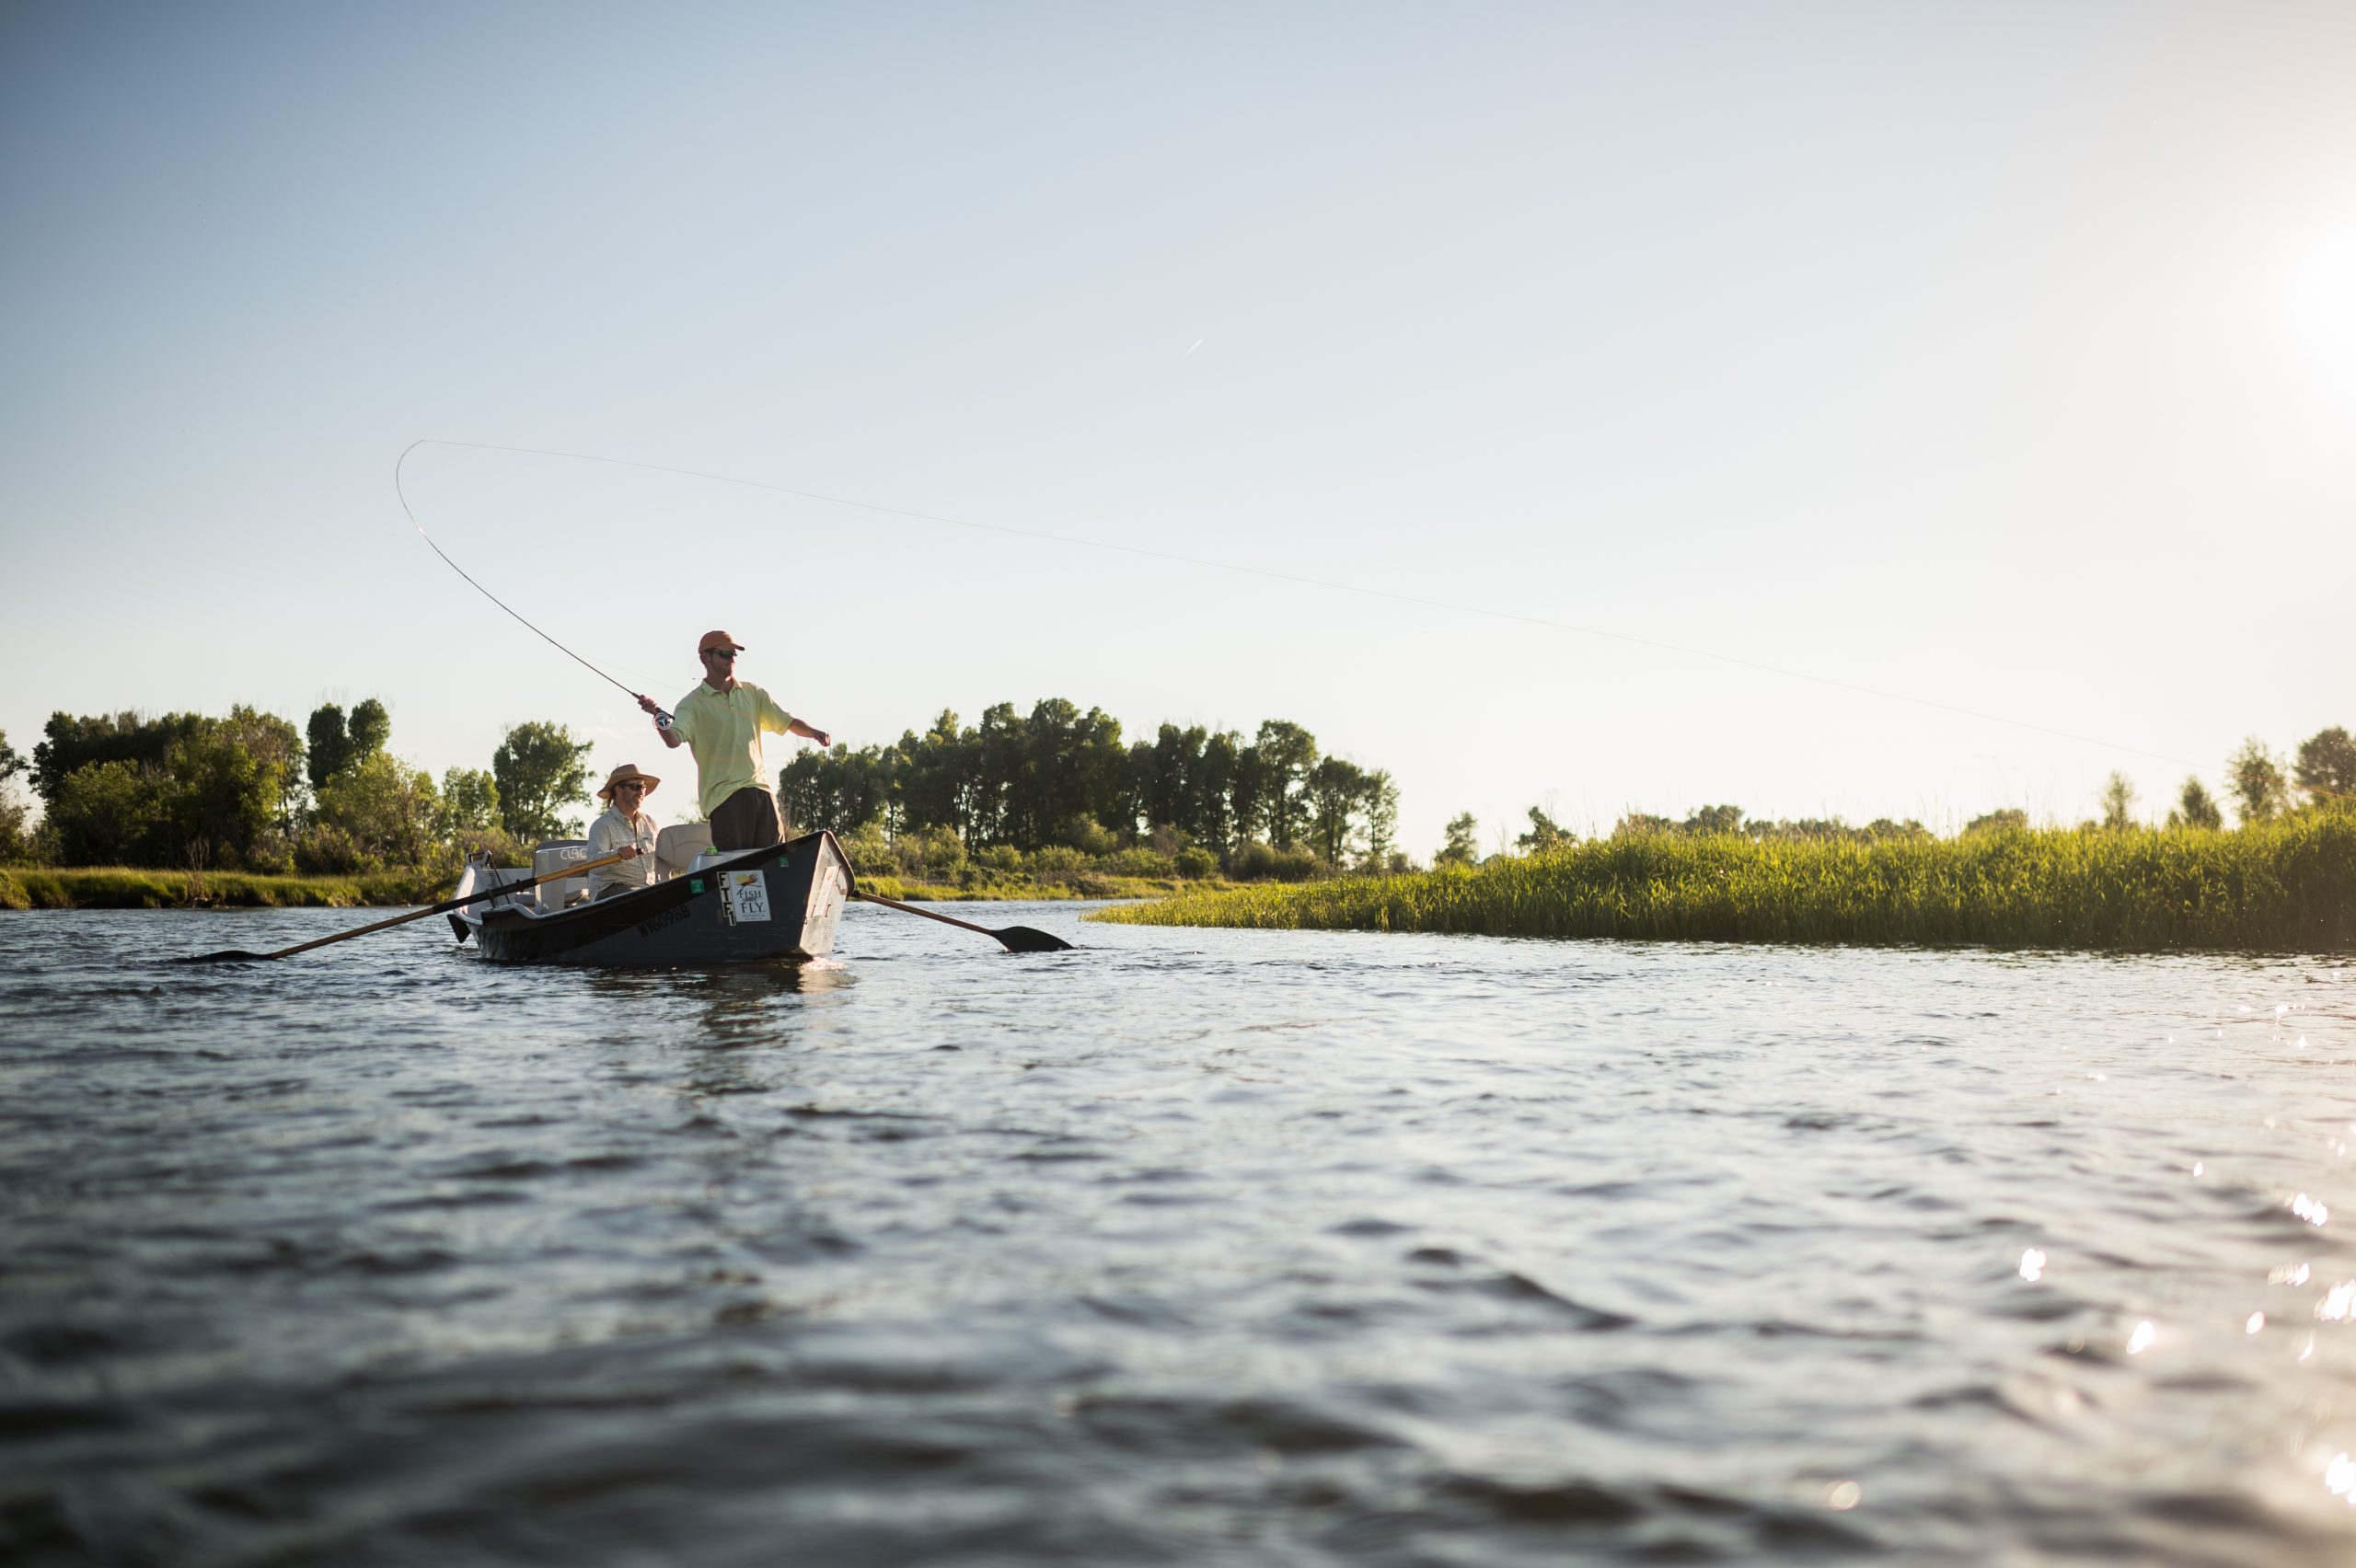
[671,680,795,817]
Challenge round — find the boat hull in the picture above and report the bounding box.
[470,832,853,966]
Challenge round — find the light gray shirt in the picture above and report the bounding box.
[585,806,657,894]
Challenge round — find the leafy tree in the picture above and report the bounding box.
[303,753,441,872]
[1126,721,1244,855]
[1683,803,1744,836]
[36,707,300,869]
[438,767,501,835]
[306,704,353,791]
[0,731,31,862]
[2226,738,2289,824]
[1360,770,1400,870]
[2167,777,2223,830]
[32,710,210,805]
[1436,812,1479,868]
[1306,756,1369,865]
[308,698,389,793]
[1195,729,1241,854]
[1249,720,1319,849]
[1963,808,2028,836]
[1612,812,1677,837]
[2098,771,2137,831]
[172,708,303,867]
[492,721,594,841]
[899,710,978,841]
[45,760,172,865]
[1012,698,1126,850]
[2295,726,2356,804]
[348,698,390,762]
[1517,805,1575,854]
[779,742,895,836]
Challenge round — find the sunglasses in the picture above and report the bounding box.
[705,649,738,662]
[614,781,646,792]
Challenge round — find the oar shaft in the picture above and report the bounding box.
[256,850,636,960]
[851,890,999,939]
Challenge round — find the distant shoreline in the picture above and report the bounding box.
[0,865,1203,912]
[1091,817,2356,951]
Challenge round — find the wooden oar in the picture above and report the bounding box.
[851,890,1073,953]
[177,851,636,963]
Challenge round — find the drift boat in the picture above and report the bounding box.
[448,828,854,965]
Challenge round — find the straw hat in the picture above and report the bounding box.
[596,763,661,802]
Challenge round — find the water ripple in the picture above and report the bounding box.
[0,909,2351,1562]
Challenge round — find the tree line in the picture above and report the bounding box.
[8,696,2341,881]
[779,699,1401,875]
[1425,724,2356,869]
[0,703,595,876]
[0,694,1401,882]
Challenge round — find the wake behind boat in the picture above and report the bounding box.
[449,828,853,965]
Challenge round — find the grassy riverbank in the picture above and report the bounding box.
[0,866,447,911]
[1090,816,2356,951]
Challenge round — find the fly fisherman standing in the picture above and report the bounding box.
[636,629,832,849]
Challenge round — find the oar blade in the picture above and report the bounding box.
[174,950,274,964]
[994,925,1073,954]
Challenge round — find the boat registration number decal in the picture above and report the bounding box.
[723,870,771,924]
[638,904,690,938]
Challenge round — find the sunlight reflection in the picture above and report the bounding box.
[2128,1321,2157,1355]
[2327,1452,2356,1505]
[2318,1282,2356,1321]
[2270,1263,2313,1286]
[2292,1193,2331,1226]
[1823,1481,1863,1511]
[2247,1311,2267,1333]
[2019,1248,2048,1282]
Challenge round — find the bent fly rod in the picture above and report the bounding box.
[395,439,672,722]
[392,438,2238,788]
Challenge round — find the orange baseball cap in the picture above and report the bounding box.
[698,629,744,654]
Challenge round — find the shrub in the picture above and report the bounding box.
[1027,846,1091,884]
[1100,847,1177,880]
[835,821,895,876]
[1058,816,1119,855]
[1231,840,1321,882]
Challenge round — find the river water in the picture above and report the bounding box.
[3,905,2353,1565]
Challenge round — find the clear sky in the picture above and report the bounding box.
[4,1,2351,855]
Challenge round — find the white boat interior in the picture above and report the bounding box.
[453,823,719,924]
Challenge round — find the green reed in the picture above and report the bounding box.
[0,867,445,911]
[1090,814,2356,951]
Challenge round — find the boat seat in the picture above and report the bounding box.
[656,823,715,878]
[531,839,592,911]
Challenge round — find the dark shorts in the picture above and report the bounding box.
[710,787,784,851]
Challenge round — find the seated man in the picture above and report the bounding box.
[584,764,660,899]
